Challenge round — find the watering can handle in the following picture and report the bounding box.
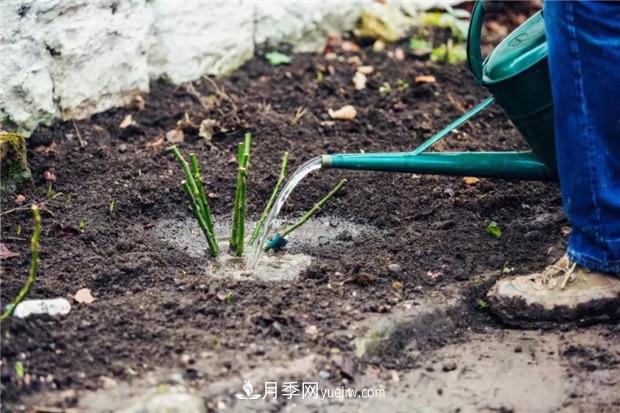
[467,0,486,83]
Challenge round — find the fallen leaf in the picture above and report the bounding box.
[415,75,436,84]
[328,105,357,121]
[463,176,480,185]
[43,170,56,182]
[198,119,217,141]
[207,192,219,199]
[146,136,164,149]
[0,244,19,260]
[166,129,184,143]
[485,221,502,238]
[177,112,198,130]
[119,114,135,129]
[265,51,291,66]
[74,288,95,304]
[357,65,374,75]
[352,72,367,90]
[394,47,406,61]
[15,194,26,204]
[342,41,360,53]
[130,95,146,111]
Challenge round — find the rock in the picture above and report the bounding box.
[119,143,128,153]
[319,370,331,380]
[12,298,71,319]
[0,132,31,190]
[387,263,403,275]
[119,389,205,413]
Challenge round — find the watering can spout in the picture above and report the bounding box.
[321,151,554,181]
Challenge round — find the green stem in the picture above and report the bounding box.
[189,153,216,241]
[230,142,244,251]
[280,179,347,238]
[234,133,252,256]
[183,181,218,257]
[1,205,42,320]
[250,151,289,245]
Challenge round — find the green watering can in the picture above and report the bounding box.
[321,0,556,181]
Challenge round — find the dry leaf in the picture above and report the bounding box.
[207,192,219,199]
[119,114,135,129]
[357,65,374,75]
[74,288,95,304]
[146,136,164,149]
[15,194,26,205]
[342,40,361,52]
[394,48,405,61]
[415,75,436,84]
[328,105,357,121]
[198,119,217,141]
[177,113,198,130]
[463,176,480,185]
[34,142,57,154]
[130,95,145,111]
[0,243,19,260]
[352,72,367,90]
[166,129,184,143]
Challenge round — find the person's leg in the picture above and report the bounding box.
[487,1,620,326]
[545,1,620,272]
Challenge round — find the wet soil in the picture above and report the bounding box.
[2,21,619,412]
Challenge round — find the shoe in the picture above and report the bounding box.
[487,255,620,327]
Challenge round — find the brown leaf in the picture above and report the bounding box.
[342,40,361,53]
[352,72,367,90]
[177,113,198,130]
[463,176,480,185]
[119,114,135,129]
[146,136,164,149]
[207,192,219,199]
[356,65,374,75]
[198,119,217,141]
[34,142,57,154]
[74,288,95,304]
[15,194,26,205]
[165,129,184,143]
[0,243,19,260]
[328,105,357,121]
[415,75,436,84]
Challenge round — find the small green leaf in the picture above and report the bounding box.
[485,221,502,238]
[430,42,466,64]
[476,299,490,310]
[265,52,291,66]
[409,38,431,52]
[15,361,24,378]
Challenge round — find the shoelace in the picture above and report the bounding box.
[541,258,578,290]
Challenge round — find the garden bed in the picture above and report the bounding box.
[2,30,619,411]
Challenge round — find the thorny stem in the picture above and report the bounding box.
[249,152,289,245]
[233,133,252,256]
[1,205,42,320]
[280,179,347,238]
[170,145,218,257]
[183,181,218,257]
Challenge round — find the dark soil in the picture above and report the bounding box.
[2,25,617,410]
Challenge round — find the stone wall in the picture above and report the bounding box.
[0,0,449,135]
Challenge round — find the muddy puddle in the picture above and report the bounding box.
[153,215,379,281]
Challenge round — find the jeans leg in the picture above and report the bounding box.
[543,1,620,272]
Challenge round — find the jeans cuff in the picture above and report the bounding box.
[567,248,620,274]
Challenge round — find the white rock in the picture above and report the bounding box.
[12,298,71,318]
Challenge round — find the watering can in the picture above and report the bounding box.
[321,0,556,181]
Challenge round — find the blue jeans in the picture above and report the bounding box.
[544,1,620,273]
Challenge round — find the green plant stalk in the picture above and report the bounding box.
[250,152,289,245]
[170,146,218,256]
[230,142,244,251]
[234,133,252,256]
[1,205,42,321]
[189,153,216,240]
[280,178,347,238]
[183,181,218,256]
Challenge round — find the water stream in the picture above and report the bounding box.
[246,156,323,268]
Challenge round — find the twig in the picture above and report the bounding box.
[291,107,308,125]
[280,179,347,238]
[72,120,87,148]
[1,205,42,320]
[249,151,289,244]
